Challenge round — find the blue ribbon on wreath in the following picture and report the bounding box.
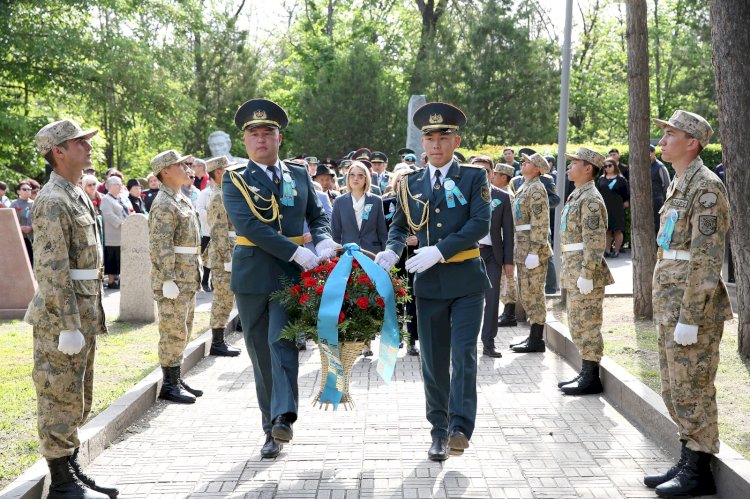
[316,243,400,408]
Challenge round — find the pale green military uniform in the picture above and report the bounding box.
[207,158,236,330]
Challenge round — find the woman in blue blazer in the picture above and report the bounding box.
[331,161,388,254]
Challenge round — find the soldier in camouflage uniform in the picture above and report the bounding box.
[644,111,732,498]
[557,147,614,396]
[206,156,241,357]
[149,149,203,404]
[493,163,519,327]
[509,153,551,353]
[27,120,117,498]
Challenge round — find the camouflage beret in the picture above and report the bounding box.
[521,152,551,174]
[206,156,230,173]
[150,149,191,175]
[565,147,606,169]
[35,119,98,156]
[653,110,713,147]
[470,154,493,167]
[493,163,515,178]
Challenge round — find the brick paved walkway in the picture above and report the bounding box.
[87,325,674,498]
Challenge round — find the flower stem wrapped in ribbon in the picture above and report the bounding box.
[317,243,401,408]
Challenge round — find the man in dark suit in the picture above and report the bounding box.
[375,102,490,462]
[370,151,390,194]
[471,156,514,358]
[312,163,339,203]
[222,99,336,459]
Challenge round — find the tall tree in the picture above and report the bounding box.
[710,0,750,356]
[410,0,448,94]
[626,0,656,319]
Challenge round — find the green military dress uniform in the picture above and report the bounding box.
[26,171,107,460]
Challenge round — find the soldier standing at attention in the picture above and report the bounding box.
[149,149,203,405]
[27,119,117,498]
[205,156,242,357]
[509,153,551,353]
[644,111,732,498]
[375,102,491,461]
[557,147,614,395]
[222,99,336,459]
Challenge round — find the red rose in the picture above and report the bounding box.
[375,297,385,308]
[299,293,311,305]
[338,311,345,323]
[315,285,324,295]
[314,265,327,274]
[290,285,302,297]
[352,261,360,269]
[396,287,407,297]
[301,270,312,279]
[355,297,369,310]
[303,277,318,288]
[356,274,371,286]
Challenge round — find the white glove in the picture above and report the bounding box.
[405,246,444,273]
[576,277,594,295]
[524,253,540,269]
[674,322,699,346]
[58,330,85,355]
[315,239,341,262]
[162,280,180,299]
[223,261,232,272]
[374,249,400,270]
[291,246,318,270]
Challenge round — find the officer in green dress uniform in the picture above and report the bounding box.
[375,102,491,461]
[222,99,336,459]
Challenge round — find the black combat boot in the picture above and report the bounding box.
[560,360,603,395]
[498,304,518,327]
[159,366,196,404]
[510,323,545,353]
[655,447,716,498]
[179,375,203,397]
[557,371,582,388]
[69,448,119,498]
[644,441,687,488]
[47,456,108,499]
[210,328,241,357]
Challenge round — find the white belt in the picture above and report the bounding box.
[661,249,691,261]
[174,246,200,254]
[228,231,237,238]
[70,269,100,280]
[562,243,584,252]
[515,224,531,232]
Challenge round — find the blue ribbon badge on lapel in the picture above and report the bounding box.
[385,202,395,220]
[316,243,400,408]
[443,179,467,208]
[561,204,571,232]
[281,171,296,207]
[608,179,617,190]
[657,209,679,250]
[491,198,501,212]
[362,204,372,220]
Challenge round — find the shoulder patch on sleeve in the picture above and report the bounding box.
[698,192,718,209]
[531,191,543,201]
[586,216,600,230]
[481,186,490,202]
[587,201,599,213]
[532,203,543,215]
[699,215,717,235]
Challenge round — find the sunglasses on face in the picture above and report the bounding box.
[20,187,32,191]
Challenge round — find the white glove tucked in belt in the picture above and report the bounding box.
[524,253,540,270]
[223,261,232,273]
[674,322,698,346]
[405,246,443,273]
[576,277,594,295]
[162,280,180,299]
[58,329,85,355]
[374,249,399,271]
[291,246,318,270]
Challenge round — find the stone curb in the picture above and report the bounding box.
[0,315,239,499]
[544,318,750,498]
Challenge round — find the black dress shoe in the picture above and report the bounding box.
[408,345,419,356]
[428,435,448,461]
[482,345,502,358]
[260,432,282,458]
[271,414,294,443]
[448,429,470,456]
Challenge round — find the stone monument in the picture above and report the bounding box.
[119,214,156,322]
[207,130,248,165]
[406,95,427,163]
[0,208,36,319]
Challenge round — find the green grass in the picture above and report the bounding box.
[549,297,750,461]
[0,314,209,489]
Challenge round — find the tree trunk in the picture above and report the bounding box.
[625,0,656,319]
[409,0,447,95]
[710,0,750,357]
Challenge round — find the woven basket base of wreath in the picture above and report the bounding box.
[313,340,365,410]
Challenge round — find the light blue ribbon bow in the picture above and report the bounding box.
[491,198,501,212]
[385,203,395,220]
[657,209,679,250]
[561,204,571,232]
[362,204,372,220]
[280,171,295,207]
[316,243,400,408]
[443,180,467,208]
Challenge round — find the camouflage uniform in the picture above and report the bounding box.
[513,175,551,325]
[207,184,235,329]
[25,170,107,459]
[559,179,614,362]
[149,183,201,367]
[652,154,732,454]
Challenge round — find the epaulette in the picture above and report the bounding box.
[402,169,419,175]
[460,163,484,169]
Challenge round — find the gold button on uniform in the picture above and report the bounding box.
[435,208,441,213]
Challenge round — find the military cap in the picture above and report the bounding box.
[403,154,417,162]
[518,147,537,157]
[305,156,319,165]
[493,163,516,178]
[286,158,308,169]
[150,149,192,175]
[370,151,388,163]
[653,110,713,147]
[321,159,338,168]
[522,152,551,174]
[312,164,336,178]
[471,155,493,167]
[454,151,467,162]
[412,102,467,134]
[35,119,98,156]
[565,147,605,169]
[234,98,289,131]
[352,148,372,161]
[206,156,230,173]
[398,148,415,156]
[339,159,353,169]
